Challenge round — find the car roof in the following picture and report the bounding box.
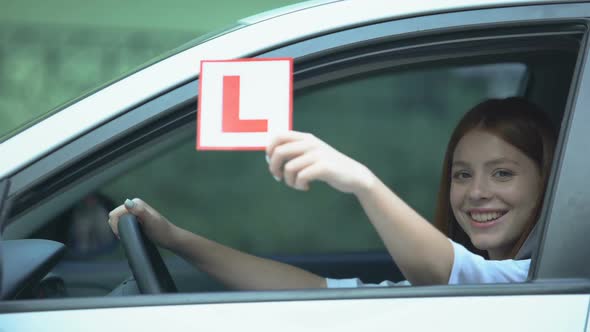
[0,0,564,178]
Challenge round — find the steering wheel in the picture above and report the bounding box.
[117,213,177,294]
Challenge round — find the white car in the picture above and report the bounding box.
[0,1,589,330]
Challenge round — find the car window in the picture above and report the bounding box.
[94,62,526,259]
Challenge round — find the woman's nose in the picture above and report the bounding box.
[468,175,491,200]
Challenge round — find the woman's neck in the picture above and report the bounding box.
[487,247,512,260]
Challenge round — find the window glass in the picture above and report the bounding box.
[99,62,526,257]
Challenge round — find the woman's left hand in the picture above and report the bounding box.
[266,131,376,194]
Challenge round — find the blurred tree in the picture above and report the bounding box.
[0,0,302,138]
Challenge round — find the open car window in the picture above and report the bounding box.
[8,24,576,297]
[100,62,528,257]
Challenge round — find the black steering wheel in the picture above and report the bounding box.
[117,213,177,294]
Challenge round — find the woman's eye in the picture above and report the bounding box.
[493,169,514,179]
[452,171,471,180]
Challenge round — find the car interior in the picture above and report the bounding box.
[0,25,583,300]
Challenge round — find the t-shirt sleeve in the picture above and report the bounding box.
[326,278,410,288]
[448,240,530,284]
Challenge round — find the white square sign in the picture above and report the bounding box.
[197,58,293,150]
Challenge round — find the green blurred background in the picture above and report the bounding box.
[0,0,301,138]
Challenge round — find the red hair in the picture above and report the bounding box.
[433,97,557,258]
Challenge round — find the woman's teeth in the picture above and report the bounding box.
[470,211,505,223]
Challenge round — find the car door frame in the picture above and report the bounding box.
[532,17,590,281]
[4,12,584,297]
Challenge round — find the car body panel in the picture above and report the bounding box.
[0,294,588,331]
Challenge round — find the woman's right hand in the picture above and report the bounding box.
[266,131,376,195]
[107,198,181,250]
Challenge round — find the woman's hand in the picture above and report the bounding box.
[107,198,181,250]
[266,131,376,194]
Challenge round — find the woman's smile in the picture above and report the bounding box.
[465,209,509,229]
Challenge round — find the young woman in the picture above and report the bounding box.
[107,97,557,289]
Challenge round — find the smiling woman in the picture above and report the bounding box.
[437,98,557,260]
[321,97,559,287]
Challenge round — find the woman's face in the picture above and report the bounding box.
[450,130,542,259]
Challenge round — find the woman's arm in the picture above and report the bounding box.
[267,131,453,285]
[108,198,326,290]
[171,227,326,290]
[354,177,453,285]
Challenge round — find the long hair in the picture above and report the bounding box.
[433,97,557,258]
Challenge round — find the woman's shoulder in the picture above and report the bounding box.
[449,240,531,284]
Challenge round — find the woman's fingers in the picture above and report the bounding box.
[268,137,316,180]
[266,131,310,158]
[107,205,128,237]
[107,198,157,237]
[267,131,374,194]
[294,162,325,191]
[125,198,157,223]
[283,153,317,188]
[266,131,336,190]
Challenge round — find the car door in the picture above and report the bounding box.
[0,2,589,330]
[5,4,579,297]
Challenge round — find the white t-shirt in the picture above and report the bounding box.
[326,240,530,288]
